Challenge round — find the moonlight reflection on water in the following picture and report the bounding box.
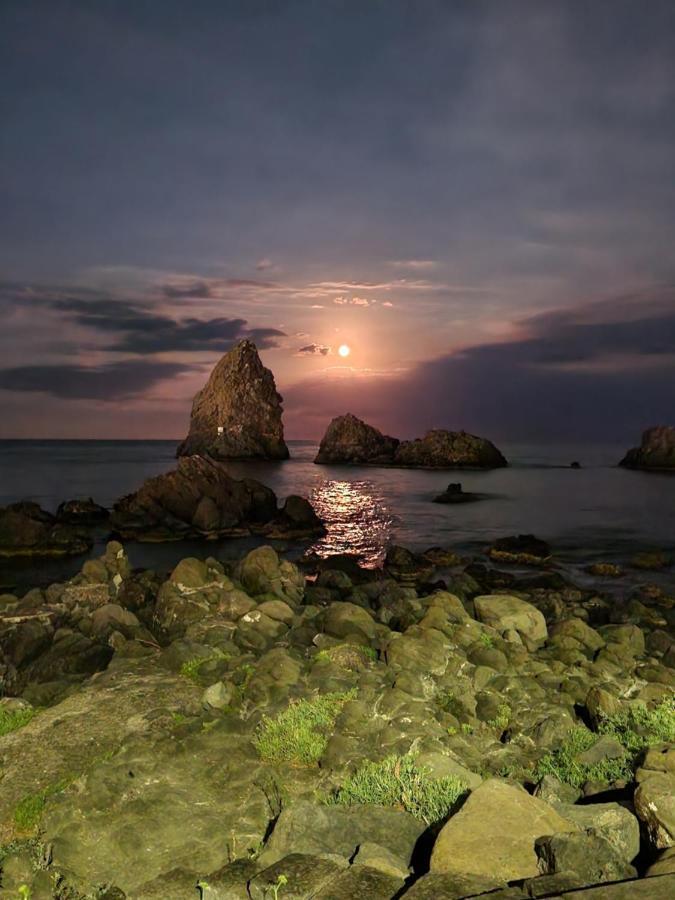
[308,479,396,566]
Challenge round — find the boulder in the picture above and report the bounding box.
[634,773,675,849]
[394,430,507,469]
[111,455,290,541]
[0,501,91,558]
[235,546,305,606]
[535,830,637,883]
[56,498,109,526]
[429,779,576,882]
[314,413,400,465]
[620,426,675,470]
[474,594,548,648]
[488,534,551,564]
[433,483,483,504]
[177,339,289,460]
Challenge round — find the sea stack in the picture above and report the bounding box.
[619,425,675,470]
[177,340,289,460]
[314,415,507,468]
[314,413,400,464]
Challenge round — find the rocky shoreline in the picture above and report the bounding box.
[0,533,673,898]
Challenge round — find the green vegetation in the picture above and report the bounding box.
[488,703,511,732]
[535,699,675,789]
[314,644,377,665]
[0,705,37,737]
[271,874,288,899]
[599,696,675,751]
[17,887,32,900]
[179,650,229,683]
[478,632,495,649]
[327,753,467,825]
[14,779,72,832]
[253,690,356,765]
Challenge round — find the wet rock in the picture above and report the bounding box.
[0,501,91,558]
[488,534,551,564]
[177,339,289,460]
[111,455,279,541]
[620,426,675,470]
[314,413,400,465]
[429,779,576,881]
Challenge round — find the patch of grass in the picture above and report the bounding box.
[14,779,73,833]
[535,726,631,788]
[460,723,474,735]
[599,697,675,752]
[488,703,511,732]
[535,698,675,790]
[327,753,467,825]
[478,632,495,649]
[179,650,229,683]
[0,705,37,737]
[253,690,356,765]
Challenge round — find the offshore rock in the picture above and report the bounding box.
[620,426,675,470]
[314,416,507,469]
[314,413,400,464]
[0,501,92,558]
[177,339,289,460]
[111,455,321,541]
[394,429,507,469]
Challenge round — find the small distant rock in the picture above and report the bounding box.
[177,339,289,460]
[620,425,675,470]
[433,482,483,504]
[570,461,582,469]
[56,498,109,526]
[488,534,551,565]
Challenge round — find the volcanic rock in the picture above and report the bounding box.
[433,482,483,504]
[314,415,507,469]
[111,455,321,541]
[620,426,675,470]
[0,502,92,558]
[394,429,507,468]
[177,339,289,460]
[314,413,399,464]
[56,497,109,526]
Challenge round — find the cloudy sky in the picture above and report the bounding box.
[1,0,674,441]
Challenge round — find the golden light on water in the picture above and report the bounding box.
[308,479,394,567]
[338,343,351,357]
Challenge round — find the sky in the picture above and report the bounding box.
[1,0,674,443]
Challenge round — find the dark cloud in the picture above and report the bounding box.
[295,343,331,356]
[0,281,286,353]
[0,360,195,401]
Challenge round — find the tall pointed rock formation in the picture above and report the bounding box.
[177,340,289,460]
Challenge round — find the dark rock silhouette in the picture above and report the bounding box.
[619,426,675,470]
[177,340,289,460]
[314,415,507,469]
[394,430,507,469]
[56,498,109,526]
[433,482,483,504]
[111,455,321,541]
[0,502,92,558]
[314,413,399,464]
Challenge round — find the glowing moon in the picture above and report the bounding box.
[338,344,351,358]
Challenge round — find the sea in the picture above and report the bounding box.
[1,439,674,593]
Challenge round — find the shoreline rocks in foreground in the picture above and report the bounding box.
[315,413,508,468]
[620,426,675,471]
[177,339,290,460]
[0,537,673,898]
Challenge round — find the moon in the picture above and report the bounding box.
[338,344,351,358]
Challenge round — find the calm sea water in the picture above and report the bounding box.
[1,439,674,590]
